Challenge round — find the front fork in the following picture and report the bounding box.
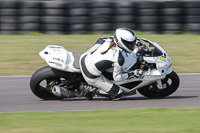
[157,68,172,89]
[157,80,163,89]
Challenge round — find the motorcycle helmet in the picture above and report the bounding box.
[114,28,136,53]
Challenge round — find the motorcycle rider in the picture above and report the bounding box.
[79,28,141,100]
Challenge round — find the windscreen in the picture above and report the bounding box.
[148,42,163,57]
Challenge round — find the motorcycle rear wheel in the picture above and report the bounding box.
[30,66,64,100]
[137,71,180,98]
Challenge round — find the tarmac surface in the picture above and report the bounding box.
[0,74,200,113]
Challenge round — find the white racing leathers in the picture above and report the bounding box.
[79,37,129,97]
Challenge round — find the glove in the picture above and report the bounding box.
[128,69,143,79]
[136,37,142,47]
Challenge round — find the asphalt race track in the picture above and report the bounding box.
[0,74,200,113]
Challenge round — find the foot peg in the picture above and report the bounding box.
[79,83,97,100]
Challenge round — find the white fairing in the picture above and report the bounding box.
[143,41,172,76]
[39,45,80,73]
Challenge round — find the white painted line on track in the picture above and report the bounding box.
[0,73,200,77]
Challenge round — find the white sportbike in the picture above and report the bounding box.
[30,38,180,100]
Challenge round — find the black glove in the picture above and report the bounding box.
[136,37,142,47]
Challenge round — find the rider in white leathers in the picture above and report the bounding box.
[79,28,138,99]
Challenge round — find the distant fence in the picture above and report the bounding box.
[0,1,199,34]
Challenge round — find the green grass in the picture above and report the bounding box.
[0,33,200,76]
[0,108,200,133]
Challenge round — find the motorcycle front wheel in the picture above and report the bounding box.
[137,71,180,98]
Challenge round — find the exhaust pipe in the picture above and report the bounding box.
[52,86,62,97]
[52,85,76,98]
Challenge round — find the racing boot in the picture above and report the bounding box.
[110,93,123,101]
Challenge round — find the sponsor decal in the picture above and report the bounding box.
[160,56,166,61]
[49,61,62,67]
[53,57,64,63]
[156,56,166,62]
[156,57,159,61]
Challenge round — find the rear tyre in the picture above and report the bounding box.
[30,66,64,100]
[138,71,180,98]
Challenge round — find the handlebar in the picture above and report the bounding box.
[136,38,149,52]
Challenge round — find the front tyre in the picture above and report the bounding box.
[30,66,64,100]
[138,71,180,98]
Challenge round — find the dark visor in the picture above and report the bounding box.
[121,38,136,51]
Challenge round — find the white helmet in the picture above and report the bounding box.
[114,28,136,53]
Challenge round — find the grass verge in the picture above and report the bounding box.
[0,33,200,75]
[0,108,200,133]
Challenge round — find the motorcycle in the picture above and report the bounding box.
[30,38,180,100]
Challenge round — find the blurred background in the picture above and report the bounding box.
[0,0,199,35]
